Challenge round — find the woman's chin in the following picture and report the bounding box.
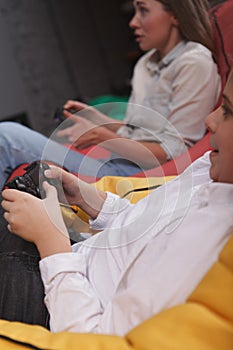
[137,41,151,52]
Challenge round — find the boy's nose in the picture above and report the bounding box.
[205,107,220,133]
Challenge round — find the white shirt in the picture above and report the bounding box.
[117,41,221,159]
[40,152,233,335]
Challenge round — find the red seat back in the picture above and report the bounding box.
[210,0,233,90]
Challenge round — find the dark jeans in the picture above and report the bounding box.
[0,196,49,328]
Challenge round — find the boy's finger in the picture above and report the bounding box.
[44,166,62,180]
[2,188,22,201]
[1,199,11,211]
[43,181,58,198]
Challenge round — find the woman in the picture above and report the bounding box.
[0,0,220,187]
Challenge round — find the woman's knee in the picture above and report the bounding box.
[0,122,30,145]
[0,121,28,133]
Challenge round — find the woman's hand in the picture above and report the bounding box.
[57,114,119,149]
[63,99,89,114]
[1,182,71,258]
[57,99,124,133]
[56,114,95,147]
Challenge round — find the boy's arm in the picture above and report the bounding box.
[44,166,107,220]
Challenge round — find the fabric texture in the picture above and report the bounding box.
[0,234,232,349]
[210,0,233,89]
[117,41,221,159]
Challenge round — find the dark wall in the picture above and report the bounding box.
[0,0,136,135]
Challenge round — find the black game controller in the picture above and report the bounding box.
[5,161,60,199]
[53,107,77,125]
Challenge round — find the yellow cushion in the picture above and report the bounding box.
[93,175,175,203]
[66,175,175,232]
[0,235,232,349]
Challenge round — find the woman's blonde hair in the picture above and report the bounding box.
[157,0,214,52]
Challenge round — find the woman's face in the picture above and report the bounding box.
[129,0,180,55]
[205,71,233,183]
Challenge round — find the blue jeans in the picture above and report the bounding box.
[0,122,143,189]
[0,197,49,327]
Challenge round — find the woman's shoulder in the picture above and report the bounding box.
[134,49,156,67]
[172,41,218,76]
[178,41,213,62]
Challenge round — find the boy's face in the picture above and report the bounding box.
[206,70,233,183]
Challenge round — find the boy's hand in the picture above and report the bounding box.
[1,182,71,258]
[44,166,107,219]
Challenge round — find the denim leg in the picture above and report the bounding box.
[0,198,49,327]
[0,122,88,189]
[0,122,143,189]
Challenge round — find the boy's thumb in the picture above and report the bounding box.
[43,181,57,198]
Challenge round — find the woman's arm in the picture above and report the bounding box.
[63,100,125,132]
[56,114,167,168]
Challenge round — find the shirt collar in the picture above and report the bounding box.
[146,41,186,73]
[195,182,233,208]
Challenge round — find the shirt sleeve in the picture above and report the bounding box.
[159,50,221,159]
[89,192,133,231]
[40,252,104,333]
[40,249,145,336]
